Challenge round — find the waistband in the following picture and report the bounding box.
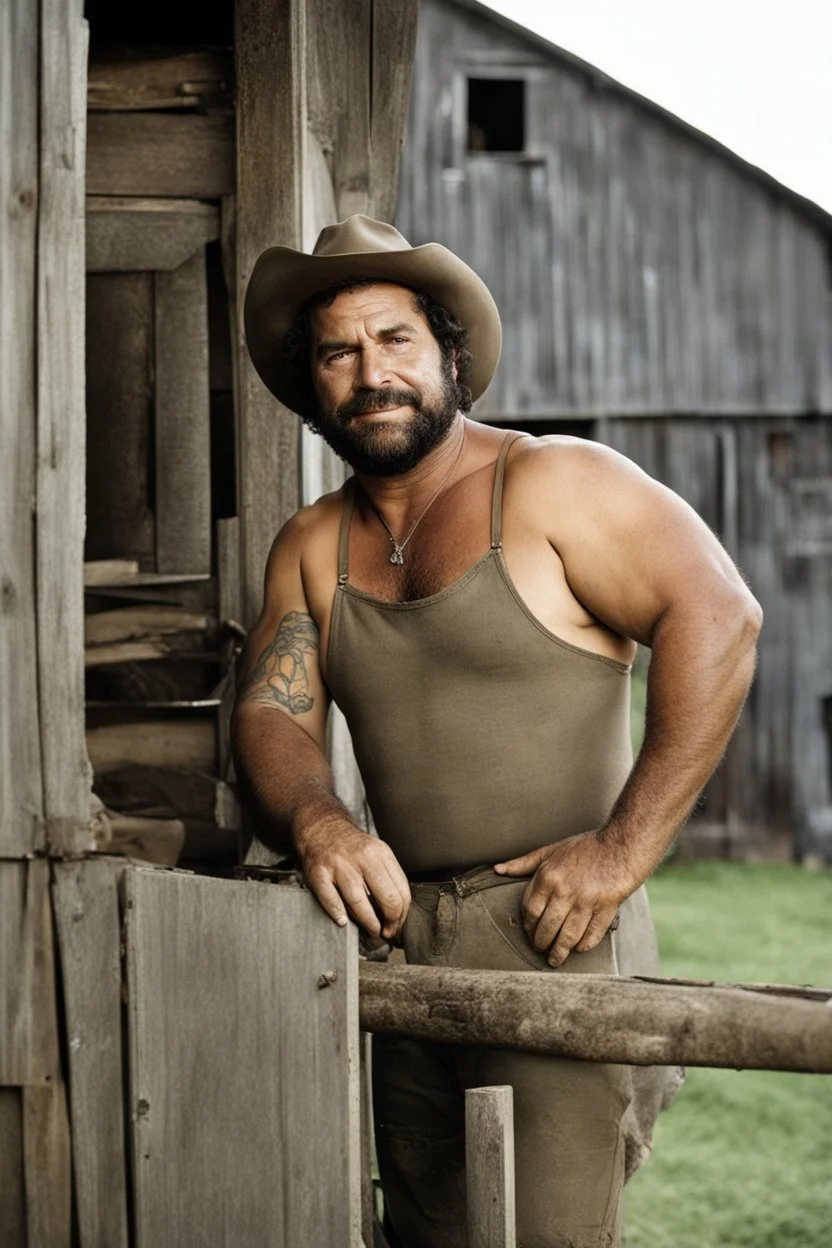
[407,864,529,898]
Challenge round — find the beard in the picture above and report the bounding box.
[306,358,460,476]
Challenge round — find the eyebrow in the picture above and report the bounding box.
[316,322,420,358]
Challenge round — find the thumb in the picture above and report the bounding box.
[494,844,551,876]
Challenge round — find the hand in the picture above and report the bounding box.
[297,816,411,941]
[494,831,633,967]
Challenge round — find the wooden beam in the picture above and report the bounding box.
[53,859,130,1248]
[85,606,211,646]
[86,197,220,273]
[154,250,212,574]
[466,1087,516,1248]
[0,1091,25,1246]
[369,0,419,222]
[88,48,233,112]
[22,1083,72,1248]
[307,0,371,218]
[87,112,234,198]
[235,0,305,626]
[0,0,45,854]
[359,964,832,1074]
[0,861,62,1086]
[86,719,216,775]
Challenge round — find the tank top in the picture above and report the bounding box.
[326,433,634,874]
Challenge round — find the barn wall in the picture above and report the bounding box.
[397,0,832,420]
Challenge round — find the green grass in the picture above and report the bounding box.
[624,863,832,1248]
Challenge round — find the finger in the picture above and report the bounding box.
[330,866,383,937]
[305,869,349,928]
[575,909,618,953]
[377,865,411,939]
[548,909,593,967]
[528,895,572,952]
[362,863,407,934]
[493,845,551,876]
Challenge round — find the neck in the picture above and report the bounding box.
[354,416,466,518]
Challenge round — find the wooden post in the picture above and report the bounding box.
[359,964,832,1074]
[466,1087,516,1248]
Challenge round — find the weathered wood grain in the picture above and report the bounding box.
[0,861,62,1086]
[93,764,240,829]
[466,1086,516,1248]
[307,0,371,218]
[0,1089,26,1245]
[0,0,45,855]
[154,250,212,574]
[85,272,155,565]
[85,606,211,646]
[87,112,234,198]
[235,0,304,626]
[22,1082,72,1248]
[86,197,220,272]
[359,964,832,1072]
[86,719,216,775]
[369,0,419,222]
[96,810,185,865]
[124,870,362,1246]
[53,859,129,1248]
[88,48,232,112]
[217,517,242,626]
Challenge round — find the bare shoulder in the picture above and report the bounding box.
[265,484,347,576]
[509,434,646,494]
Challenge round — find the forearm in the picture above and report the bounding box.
[232,705,354,855]
[601,595,761,885]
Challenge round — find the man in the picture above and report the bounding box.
[234,216,761,1247]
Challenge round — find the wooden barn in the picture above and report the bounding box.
[396,0,832,864]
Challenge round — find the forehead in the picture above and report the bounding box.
[310,282,428,336]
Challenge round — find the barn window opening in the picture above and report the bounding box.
[467,78,525,153]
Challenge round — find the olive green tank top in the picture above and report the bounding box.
[326,434,634,874]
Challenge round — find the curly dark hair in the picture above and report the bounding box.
[280,279,473,423]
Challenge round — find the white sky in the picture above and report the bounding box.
[479,0,832,214]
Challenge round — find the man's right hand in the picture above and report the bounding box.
[297,816,411,941]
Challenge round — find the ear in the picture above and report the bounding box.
[451,350,459,382]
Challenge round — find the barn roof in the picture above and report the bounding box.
[449,0,832,234]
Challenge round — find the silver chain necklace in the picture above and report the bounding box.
[371,430,465,565]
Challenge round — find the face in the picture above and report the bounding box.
[308,282,459,475]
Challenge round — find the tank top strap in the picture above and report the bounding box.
[490,433,526,549]
[337,477,356,585]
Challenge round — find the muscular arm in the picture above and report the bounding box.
[232,514,410,938]
[496,440,762,963]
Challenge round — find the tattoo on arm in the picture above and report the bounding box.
[237,611,319,715]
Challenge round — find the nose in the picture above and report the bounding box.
[356,343,392,391]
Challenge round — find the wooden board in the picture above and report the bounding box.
[0,861,61,1086]
[0,0,45,855]
[369,0,419,222]
[87,112,234,198]
[0,1089,26,1246]
[85,606,211,646]
[88,48,233,112]
[154,250,212,574]
[93,764,240,829]
[22,1083,72,1248]
[234,0,304,626]
[86,719,216,775]
[466,1087,516,1248]
[86,197,220,273]
[124,870,361,1247]
[52,859,129,1248]
[307,0,371,218]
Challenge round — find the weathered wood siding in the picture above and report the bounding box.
[398,0,832,420]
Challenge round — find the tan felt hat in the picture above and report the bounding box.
[244,215,502,415]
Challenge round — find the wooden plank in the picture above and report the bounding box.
[22,1083,72,1248]
[85,272,155,565]
[359,964,832,1073]
[96,810,185,865]
[85,606,211,646]
[154,251,212,573]
[369,0,419,222]
[235,0,305,626]
[86,197,220,273]
[93,764,240,830]
[86,113,234,198]
[86,719,216,775]
[0,1089,26,1246]
[307,0,372,218]
[52,859,129,1248]
[0,861,61,1086]
[124,871,362,1246]
[84,559,140,587]
[0,0,45,856]
[217,517,242,626]
[88,48,232,112]
[466,1087,516,1248]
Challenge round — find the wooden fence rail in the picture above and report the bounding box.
[359,965,832,1074]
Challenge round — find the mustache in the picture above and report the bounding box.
[336,387,422,420]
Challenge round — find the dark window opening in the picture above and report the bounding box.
[467,78,525,153]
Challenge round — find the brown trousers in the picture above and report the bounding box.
[373,868,633,1248]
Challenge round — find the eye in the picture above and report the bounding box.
[388,336,410,346]
[327,349,352,363]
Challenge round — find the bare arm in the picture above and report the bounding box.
[496,440,762,963]
[232,514,410,938]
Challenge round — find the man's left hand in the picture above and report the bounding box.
[494,831,634,967]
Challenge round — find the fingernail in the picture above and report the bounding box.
[336,916,348,926]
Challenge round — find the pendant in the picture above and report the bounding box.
[389,547,405,565]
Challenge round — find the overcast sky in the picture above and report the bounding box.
[480,0,832,214]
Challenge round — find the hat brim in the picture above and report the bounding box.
[244,242,502,416]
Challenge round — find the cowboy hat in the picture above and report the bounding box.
[244,215,502,415]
